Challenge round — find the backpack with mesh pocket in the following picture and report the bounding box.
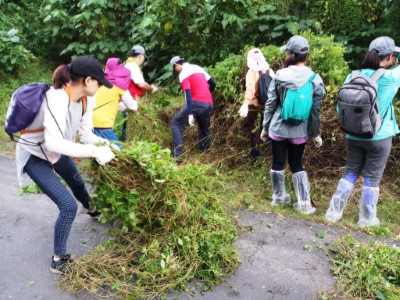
[281,72,316,125]
[337,68,386,138]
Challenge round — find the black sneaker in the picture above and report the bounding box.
[81,207,100,217]
[50,254,73,275]
[86,208,100,217]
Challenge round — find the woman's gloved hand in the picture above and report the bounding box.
[260,129,268,142]
[313,135,323,148]
[238,103,249,118]
[92,146,115,165]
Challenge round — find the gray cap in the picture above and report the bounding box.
[170,56,184,66]
[170,56,184,76]
[369,36,400,56]
[131,44,147,57]
[280,35,309,54]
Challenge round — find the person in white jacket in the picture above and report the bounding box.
[15,55,115,274]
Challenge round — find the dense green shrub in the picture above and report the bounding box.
[38,0,319,82]
[209,31,349,107]
[0,29,34,80]
[0,1,48,78]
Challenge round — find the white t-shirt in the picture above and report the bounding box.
[125,61,145,84]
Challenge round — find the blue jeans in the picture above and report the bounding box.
[120,111,128,142]
[93,128,122,149]
[24,155,91,256]
[171,101,213,157]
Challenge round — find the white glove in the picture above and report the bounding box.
[151,85,158,93]
[313,135,323,148]
[102,140,121,151]
[110,143,121,151]
[92,146,115,165]
[260,129,268,142]
[129,100,138,112]
[188,114,195,127]
[118,101,127,112]
[238,103,249,118]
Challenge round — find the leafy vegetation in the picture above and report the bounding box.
[64,141,239,299]
[1,1,400,298]
[328,234,400,300]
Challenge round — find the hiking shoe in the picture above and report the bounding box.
[81,207,100,218]
[50,254,73,275]
[86,208,100,217]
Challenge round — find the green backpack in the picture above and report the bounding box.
[281,72,316,125]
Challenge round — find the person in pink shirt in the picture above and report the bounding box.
[169,56,216,157]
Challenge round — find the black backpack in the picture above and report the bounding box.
[337,68,386,138]
[257,69,272,106]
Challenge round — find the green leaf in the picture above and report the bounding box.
[316,229,326,239]
[286,22,298,34]
[160,259,165,269]
[271,31,283,38]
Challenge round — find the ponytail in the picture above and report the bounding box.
[361,50,383,70]
[284,52,307,67]
[52,63,85,89]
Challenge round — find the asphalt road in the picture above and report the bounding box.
[0,155,342,300]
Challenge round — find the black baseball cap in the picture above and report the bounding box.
[70,55,112,88]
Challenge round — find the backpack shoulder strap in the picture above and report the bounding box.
[370,68,386,82]
[351,70,360,78]
[63,85,87,116]
[309,72,316,82]
[82,96,87,116]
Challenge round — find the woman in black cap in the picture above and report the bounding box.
[15,55,115,274]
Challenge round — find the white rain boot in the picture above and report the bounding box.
[270,170,291,206]
[325,179,355,223]
[292,171,315,215]
[357,186,380,227]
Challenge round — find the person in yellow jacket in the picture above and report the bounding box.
[238,48,275,162]
[92,58,138,148]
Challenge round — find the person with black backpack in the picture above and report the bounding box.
[260,36,326,214]
[238,48,275,162]
[13,56,116,274]
[325,36,400,227]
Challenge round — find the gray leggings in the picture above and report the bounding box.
[345,136,392,186]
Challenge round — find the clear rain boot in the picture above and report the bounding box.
[325,179,355,223]
[270,170,291,206]
[292,171,315,214]
[357,186,380,227]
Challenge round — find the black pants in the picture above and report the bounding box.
[270,139,306,173]
[171,101,213,157]
[243,107,263,149]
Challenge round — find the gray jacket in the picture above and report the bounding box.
[263,66,326,139]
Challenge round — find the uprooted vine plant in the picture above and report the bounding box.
[62,141,239,299]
